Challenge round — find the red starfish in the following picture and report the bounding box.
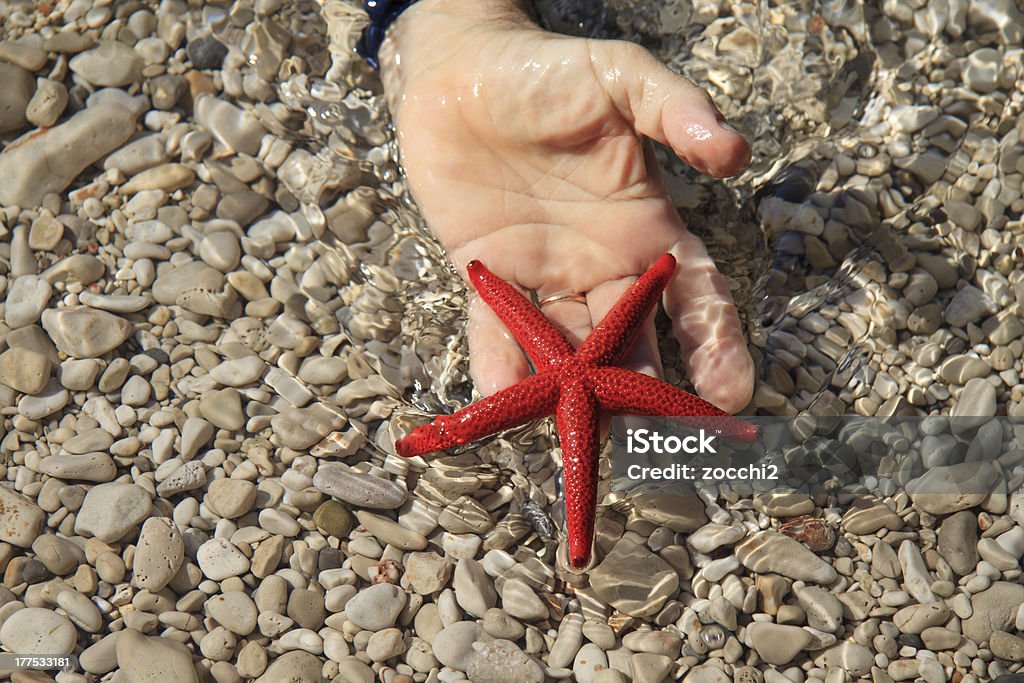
[397,253,760,569]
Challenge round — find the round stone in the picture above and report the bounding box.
[0,608,77,655]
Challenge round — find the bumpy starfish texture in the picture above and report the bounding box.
[397,253,760,569]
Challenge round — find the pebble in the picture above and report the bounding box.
[907,462,998,514]
[197,538,251,580]
[69,41,143,86]
[589,536,679,617]
[41,307,132,359]
[133,517,184,591]
[312,499,354,538]
[195,95,268,156]
[0,62,33,133]
[963,582,1024,643]
[735,531,837,584]
[187,36,229,69]
[344,583,407,631]
[630,492,707,531]
[938,510,979,575]
[573,643,608,683]
[952,377,997,418]
[116,628,199,682]
[747,623,811,665]
[313,465,407,509]
[355,510,428,550]
[0,346,52,395]
[207,479,257,518]
[207,591,259,636]
[75,482,152,542]
[432,621,487,671]
[0,484,45,548]
[0,608,77,655]
[0,89,146,207]
[467,639,545,683]
[453,557,498,618]
[5,275,52,328]
[199,387,246,430]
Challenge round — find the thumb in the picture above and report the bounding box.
[592,40,751,178]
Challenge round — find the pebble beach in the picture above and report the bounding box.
[1,0,1024,682]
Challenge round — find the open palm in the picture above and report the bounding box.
[381,0,755,412]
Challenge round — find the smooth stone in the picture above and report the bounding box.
[298,356,348,384]
[32,534,86,574]
[5,275,51,328]
[69,41,143,86]
[631,492,706,531]
[686,523,746,554]
[841,495,903,534]
[152,260,226,305]
[753,490,813,517]
[797,586,844,633]
[199,387,245,430]
[0,484,47,547]
[206,479,257,519]
[499,578,547,621]
[939,354,992,384]
[682,665,730,683]
[735,531,837,584]
[313,465,407,510]
[16,379,67,419]
[990,631,1024,662]
[482,609,525,641]
[892,603,950,634]
[41,254,105,285]
[38,453,116,482]
[74,483,152,542]
[57,589,103,632]
[0,346,51,394]
[115,628,199,683]
[453,558,497,618]
[937,510,979,576]
[814,641,874,677]
[197,538,250,580]
[104,136,168,175]
[467,639,545,683]
[356,510,427,550]
[180,416,214,459]
[345,583,407,631]
[0,608,77,655]
[0,62,33,133]
[207,591,258,636]
[133,517,184,591]
[271,402,347,449]
[41,307,132,359]
[589,536,679,618]
[0,89,146,207]
[747,623,811,665]
[194,94,268,156]
[187,36,229,69]
[121,163,194,194]
[920,626,962,650]
[78,292,151,314]
[907,461,998,514]
[621,631,682,657]
[433,621,488,671]
[200,231,242,272]
[953,377,998,418]
[366,627,405,662]
[28,214,65,251]
[573,643,608,683]
[945,285,997,327]
[253,651,325,683]
[313,500,354,538]
[963,582,1024,643]
[209,356,266,387]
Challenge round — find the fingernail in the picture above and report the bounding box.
[718,119,740,135]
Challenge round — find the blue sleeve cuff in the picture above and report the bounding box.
[356,0,421,70]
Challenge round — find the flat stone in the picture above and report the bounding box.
[75,482,152,542]
[206,591,258,636]
[69,41,143,86]
[38,453,116,482]
[963,582,1024,643]
[630,492,706,532]
[356,510,428,550]
[841,495,903,534]
[194,94,268,156]
[41,307,132,359]
[938,510,979,575]
[197,538,251,580]
[405,552,452,595]
[735,531,837,584]
[432,621,488,670]
[115,628,199,683]
[907,461,998,514]
[953,377,998,418]
[32,534,86,574]
[753,490,814,517]
[814,642,874,678]
[590,536,678,618]
[0,484,47,547]
[78,292,151,314]
[747,623,811,665]
[133,517,184,591]
[17,379,69,419]
[121,163,195,194]
[313,499,354,538]
[990,631,1024,662]
[313,464,407,510]
[344,583,407,631]
[893,603,950,634]
[5,275,51,328]
[207,479,257,519]
[0,89,146,208]
[152,260,226,306]
[0,346,51,394]
[0,608,77,655]
[453,557,497,618]
[0,62,33,134]
[271,402,346,450]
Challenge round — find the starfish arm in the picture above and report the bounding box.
[588,366,761,442]
[555,379,601,569]
[576,253,676,366]
[396,372,560,458]
[467,260,576,368]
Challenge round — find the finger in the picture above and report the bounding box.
[535,295,593,348]
[466,293,532,396]
[586,277,663,379]
[593,40,752,178]
[663,235,754,413]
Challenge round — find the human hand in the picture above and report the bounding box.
[379,0,755,412]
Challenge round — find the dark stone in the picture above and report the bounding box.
[187,36,229,70]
